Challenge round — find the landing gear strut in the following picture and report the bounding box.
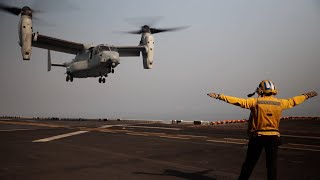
[99,77,106,83]
[66,74,73,82]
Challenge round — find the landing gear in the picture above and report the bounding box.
[99,77,106,83]
[66,74,73,82]
[111,68,114,74]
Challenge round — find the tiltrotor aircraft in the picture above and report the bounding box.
[0,4,186,83]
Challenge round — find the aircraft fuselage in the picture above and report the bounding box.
[67,45,120,78]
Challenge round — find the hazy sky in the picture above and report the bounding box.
[0,0,319,121]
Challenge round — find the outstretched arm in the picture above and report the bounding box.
[281,92,317,109]
[207,93,255,109]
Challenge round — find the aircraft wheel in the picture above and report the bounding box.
[66,76,70,82]
[98,77,102,83]
[111,69,114,74]
[102,78,106,83]
[70,76,74,82]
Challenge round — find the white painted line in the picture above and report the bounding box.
[207,139,320,151]
[33,131,88,143]
[227,141,247,145]
[280,146,320,152]
[101,129,131,133]
[125,125,181,131]
[99,125,115,128]
[160,136,190,140]
[178,134,207,138]
[126,133,149,136]
[148,132,166,135]
[282,134,320,140]
[224,138,248,142]
[0,129,36,132]
[287,143,320,148]
[98,124,129,129]
[99,129,117,133]
[207,139,228,143]
[207,139,247,145]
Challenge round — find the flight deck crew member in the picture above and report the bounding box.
[207,80,317,180]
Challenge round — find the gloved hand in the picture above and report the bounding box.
[303,92,317,99]
[207,93,221,99]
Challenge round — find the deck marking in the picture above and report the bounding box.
[126,133,149,136]
[282,134,320,140]
[98,124,129,129]
[207,139,247,145]
[33,130,88,143]
[280,146,320,152]
[0,120,65,128]
[287,143,320,148]
[98,129,117,133]
[160,135,190,140]
[147,132,167,136]
[207,139,228,143]
[178,134,207,138]
[0,118,13,121]
[224,138,248,142]
[0,129,37,132]
[124,125,181,131]
[98,124,181,131]
[207,140,320,151]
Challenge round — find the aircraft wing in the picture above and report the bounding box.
[115,46,147,57]
[32,33,85,54]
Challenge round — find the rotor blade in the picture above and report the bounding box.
[33,16,55,27]
[32,0,77,13]
[0,3,22,16]
[150,26,189,34]
[125,16,163,28]
[127,30,143,34]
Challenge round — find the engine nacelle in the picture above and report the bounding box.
[140,33,154,69]
[18,7,33,60]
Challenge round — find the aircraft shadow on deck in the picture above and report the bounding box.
[134,169,216,180]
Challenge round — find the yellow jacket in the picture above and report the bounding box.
[218,94,308,136]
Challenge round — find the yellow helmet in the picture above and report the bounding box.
[256,80,278,95]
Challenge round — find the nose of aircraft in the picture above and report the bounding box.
[109,51,120,63]
[101,51,120,64]
[100,51,120,66]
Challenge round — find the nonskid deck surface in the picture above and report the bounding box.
[1,117,319,180]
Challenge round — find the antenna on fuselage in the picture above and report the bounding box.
[48,50,51,71]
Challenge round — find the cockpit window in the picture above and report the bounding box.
[109,46,118,51]
[98,45,110,52]
[94,45,118,53]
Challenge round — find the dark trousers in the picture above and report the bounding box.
[238,135,280,180]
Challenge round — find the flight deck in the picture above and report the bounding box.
[1,117,319,180]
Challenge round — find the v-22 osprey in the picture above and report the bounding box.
[1,5,186,83]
